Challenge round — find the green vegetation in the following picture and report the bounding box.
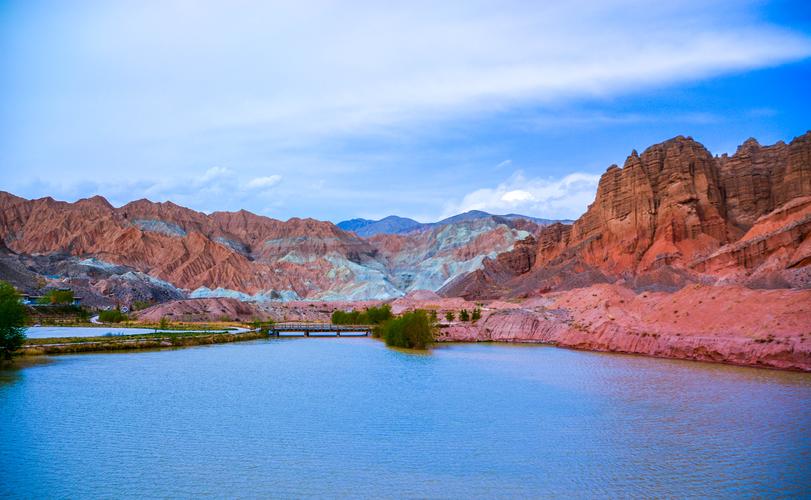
[331,304,393,325]
[131,300,153,311]
[0,281,28,360]
[158,316,170,330]
[471,307,482,322]
[39,289,74,305]
[377,310,435,350]
[445,311,455,322]
[98,308,128,323]
[21,329,267,355]
[459,309,470,322]
[249,318,276,333]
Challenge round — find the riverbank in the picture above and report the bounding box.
[433,284,811,372]
[19,329,267,355]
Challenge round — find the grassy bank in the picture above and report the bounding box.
[27,320,244,331]
[20,330,267,355]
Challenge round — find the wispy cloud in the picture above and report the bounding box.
[442,171,601,220]
[246,175,282,189]
[15,168,284,215]
[4,1,810,145]
[1,0,809,220]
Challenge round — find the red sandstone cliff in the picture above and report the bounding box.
[441,132,811,298]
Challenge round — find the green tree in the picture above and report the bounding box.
[471,307,482,322]
[459,309,470,322]
[39,289,74,305]
[378,310,435,349]
[333,305,392,325]
[158,316,169,330]
[445,311,455,322]
[98,308,127,323]
[365,304,393,324]
[0,281,28,360]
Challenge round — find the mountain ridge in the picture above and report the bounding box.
[337,210,571,237]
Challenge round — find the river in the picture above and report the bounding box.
[1,338,809,498]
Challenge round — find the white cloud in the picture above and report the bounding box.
[443,171,601,220]
[246,175,282,189]
[8,1,810,146]
[200,166,233,182]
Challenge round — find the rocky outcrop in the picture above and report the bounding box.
[436,284,811,371]
[134,297,268,322]
[442,132,811,299]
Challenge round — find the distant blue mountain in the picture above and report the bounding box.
[337,211,572,237]
[337,215,423,237]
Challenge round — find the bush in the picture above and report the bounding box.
[132,300,153,311]
[332,304,392,325]
[445,311,455,322]
[39,289,74,305]
[378,310,435,350]
[0,281,28,360]
[365,304,393,324]
[98,308,127,323]
[459,309,470,322]
[471,307,482,322]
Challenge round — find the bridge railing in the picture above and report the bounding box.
[271,323,372,331]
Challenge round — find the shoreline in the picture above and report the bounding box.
[19,330,267,355]
[434,338,811,373]
[13,327,811,373]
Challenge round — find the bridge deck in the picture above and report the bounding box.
[270,323,371,336]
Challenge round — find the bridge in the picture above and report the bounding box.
[269,323,371,337]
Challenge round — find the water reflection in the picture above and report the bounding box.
[1,339,809,498]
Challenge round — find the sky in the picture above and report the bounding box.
[1,0,810,223]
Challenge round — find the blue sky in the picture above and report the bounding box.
[1,0,810,222]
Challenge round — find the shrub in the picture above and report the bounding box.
[459,309,470,322]
[39,289,74,305]
[0,281,28,360]
[332,304,392,325]
[445,311,455,322]
[98,308,127,323]
[378,310,435,350]
[365,304,393,324]
[471,307,482,322]
[132,300,153,311]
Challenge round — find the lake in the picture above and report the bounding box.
[1,338,809,498]
[24,326,247,338]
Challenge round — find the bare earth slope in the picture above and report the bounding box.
[0,192,532,303]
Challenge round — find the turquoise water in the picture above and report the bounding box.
[1,338,809,498]
[24,326,244,338]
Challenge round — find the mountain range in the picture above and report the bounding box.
[1,131,808,308]
[0,194,537,306]
[337,211,571,237]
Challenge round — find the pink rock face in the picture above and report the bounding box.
[135,298,268,322]
[436,284,811,371]
[441,132,811,299]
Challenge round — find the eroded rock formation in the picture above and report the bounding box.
[442,132,811,299]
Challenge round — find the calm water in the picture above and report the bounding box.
[1,339,810,498]
[25,326,244,338]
